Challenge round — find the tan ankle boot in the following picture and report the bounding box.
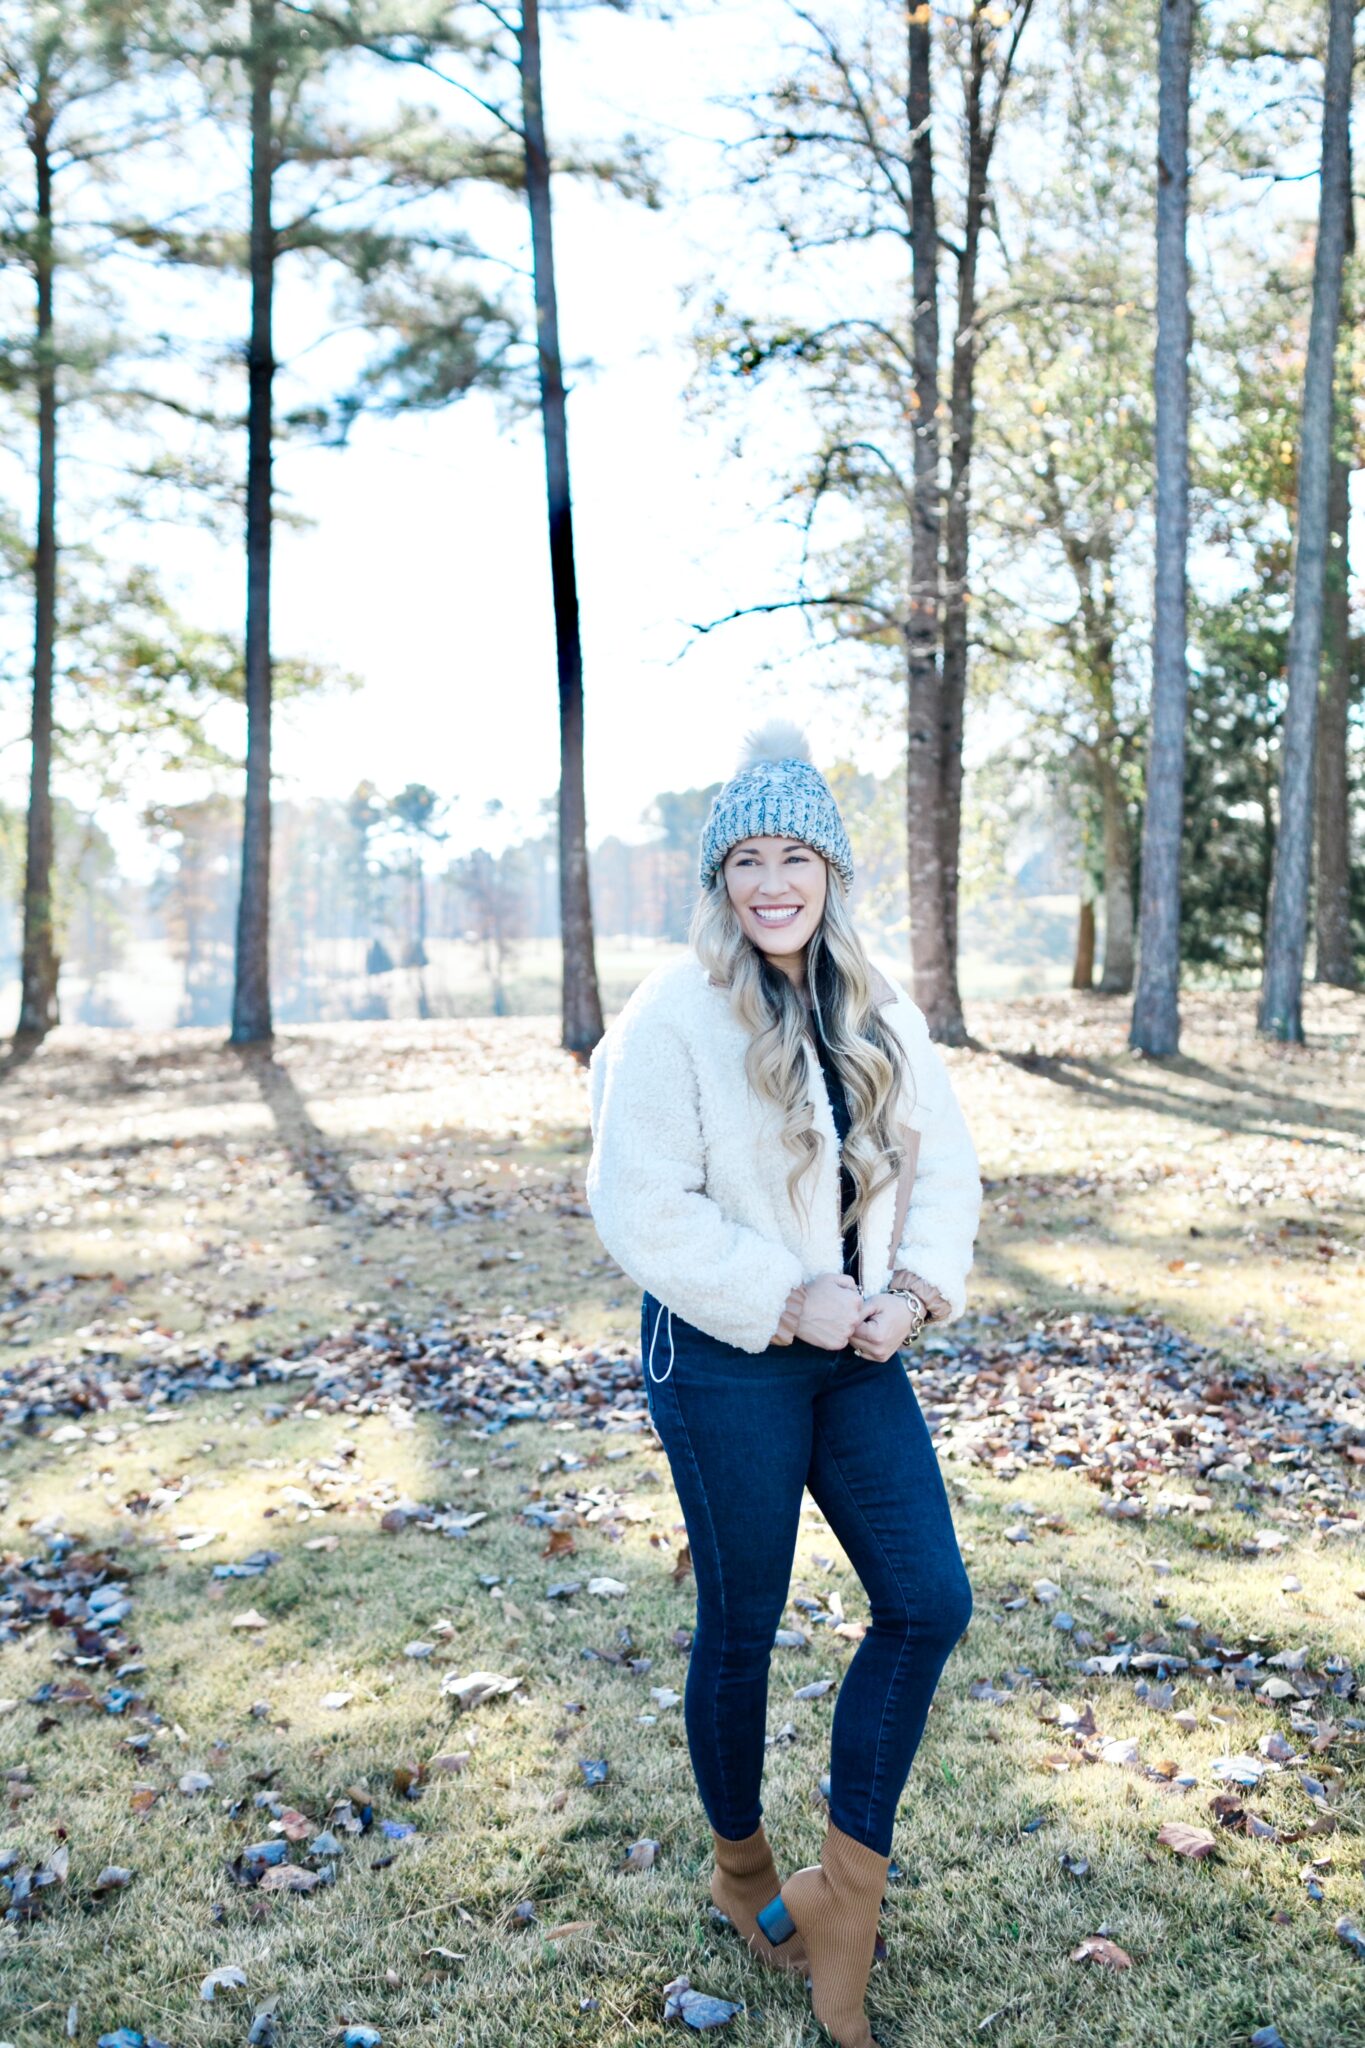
[709,1823,810,1973]
[755,1819,889,2047]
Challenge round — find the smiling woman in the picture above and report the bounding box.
[584,718,982,2048]
[724,833,828,957]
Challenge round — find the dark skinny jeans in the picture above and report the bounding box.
[639,1289,973,1858]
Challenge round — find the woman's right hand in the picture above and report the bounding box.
[794,1272,863,1350]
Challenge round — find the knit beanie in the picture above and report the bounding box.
[698,719,854,890]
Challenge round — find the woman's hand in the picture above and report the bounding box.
[794,1272,863,1350]
[850,1293,917,1363]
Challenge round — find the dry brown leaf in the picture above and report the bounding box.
[1071,1936,1133,1970]
[427,1752,469,1775]
[257,1864,322,1893]
[543,1920,594,1941]
[1157,1822,1218,1860]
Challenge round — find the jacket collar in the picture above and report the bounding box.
[705,961,898,1009]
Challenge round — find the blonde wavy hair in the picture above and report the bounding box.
[689,860,911,1233]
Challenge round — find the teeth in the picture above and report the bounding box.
[754,907,800,923]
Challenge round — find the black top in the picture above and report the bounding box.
[812,1028,859,1280]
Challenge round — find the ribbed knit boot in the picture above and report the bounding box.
[709,1824,810,1974]
[755,1819,890,2047]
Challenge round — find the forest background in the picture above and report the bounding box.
[3,7,1365,2045]
[0,0,1359,1042]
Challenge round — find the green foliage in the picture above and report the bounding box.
[1179,584,1286,978]
[387,781,447,842]
[0,792,127,990]
[1180,569,1365,983]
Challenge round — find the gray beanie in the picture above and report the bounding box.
[698,719,853,890]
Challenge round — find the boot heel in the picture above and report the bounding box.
[755,1893,797,1944]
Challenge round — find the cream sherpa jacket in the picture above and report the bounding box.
[585,954,982,1355]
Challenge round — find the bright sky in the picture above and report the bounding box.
[0,0,1348,881]
[110,0,912,874]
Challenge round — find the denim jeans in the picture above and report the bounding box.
[639,1289,973,1858]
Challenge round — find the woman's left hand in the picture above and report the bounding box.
[849,1293,916,1363]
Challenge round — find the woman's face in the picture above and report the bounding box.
[722,835,828,968]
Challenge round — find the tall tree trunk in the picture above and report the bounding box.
[1258,0,1354,1040]
[519,0,604,1059]
[937,10,990,1048]
[939,0,1034,1039]
[1072,898,1096,989]
[1130,0,1194,1055]
[905,7,953,1039]
[1314,140,1356,989]
[231,0,276,1043]
[1097,754,1134,993]
[18,109,59,1037]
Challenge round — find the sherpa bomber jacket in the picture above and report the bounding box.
[585,954,982,1355]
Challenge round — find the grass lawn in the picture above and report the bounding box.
[1,985,1363,2048]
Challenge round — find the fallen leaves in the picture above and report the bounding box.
[0,1841,69,1920]
[257,1864,325,1893]
[1337,1917,1365,1960]
[911,1307,1365,1509]
[1211,1755,1266,1786]
[200,1965,248,2001]
[662,1975,743,2028]
[1156,1823,1218,1861]
[1070,1936,1132,1970]
[439,1670,521,1711]
[793,1678,836,1701]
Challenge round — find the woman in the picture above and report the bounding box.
[585,721,980,2048]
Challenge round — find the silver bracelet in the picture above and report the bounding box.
[887,1287,928,1344]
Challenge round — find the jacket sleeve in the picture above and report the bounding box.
[887,995,982,1322]
[586,1000,807,1354]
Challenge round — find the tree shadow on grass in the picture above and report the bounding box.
[986,1046,1365,1151]
[231,1044,367,1215]
[1169,1054,1365,1139]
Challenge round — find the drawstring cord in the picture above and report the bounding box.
[646,1299,675,1384]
